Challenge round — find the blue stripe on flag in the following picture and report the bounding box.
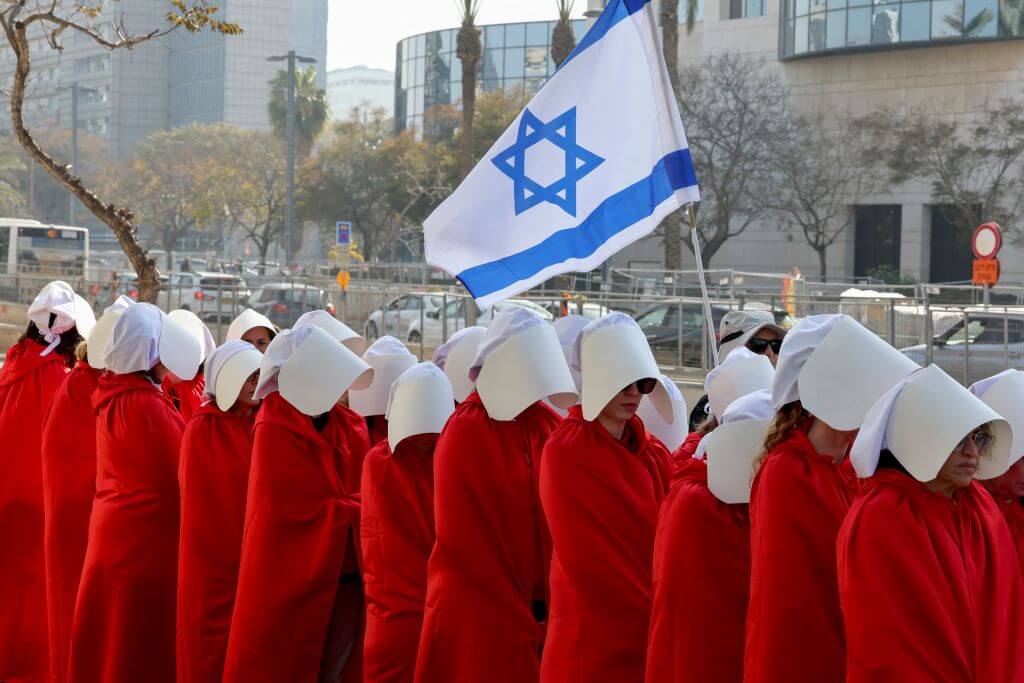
[457,148,697,299]
[558,0,651,71]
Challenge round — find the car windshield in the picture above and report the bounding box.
[636,307,668,329]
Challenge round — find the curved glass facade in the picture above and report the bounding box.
[781,0,1024,57]
[395,19,586,134]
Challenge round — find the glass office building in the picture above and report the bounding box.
[782,0,1024,57]
[394,19,587,134]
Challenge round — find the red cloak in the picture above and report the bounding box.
[672,431,702,470]
[360,435,437,683]
[176,402,255,683]
[539,408,669,682]
[69,372,185,683]
[222,393,362,683]
[838,471,1024,682]
[744,429,852,683]
[995,497,1024,567]
[163,375,206,422]
[41,360,101,683]
[415,392,561,683]
[647,457,750,683]
[337,405,371,494]
[0,338,69,683]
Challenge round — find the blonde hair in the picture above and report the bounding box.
[695,414,718,436]
[755,401,810,472]
[75,340,88,363]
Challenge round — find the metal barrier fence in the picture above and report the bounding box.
[4,271,1024,386]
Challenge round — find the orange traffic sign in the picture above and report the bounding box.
[336,270,351,290]
[972,258,999,286]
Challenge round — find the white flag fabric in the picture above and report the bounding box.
[424,0,700,307]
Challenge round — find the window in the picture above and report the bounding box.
[853,205,902,277]
[637,306,670,330]
[406,297,423,311]
[525,47,547,77]
[526,22,550,46]
[505,23,526,46]
[504,47,526,78]
[929,205,974,282]
[485,24,505,49]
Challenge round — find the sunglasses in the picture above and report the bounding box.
[623,378,658,395]
[746,338,783,355]
[955,427,994,455]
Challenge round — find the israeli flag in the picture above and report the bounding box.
[424,0,700,307]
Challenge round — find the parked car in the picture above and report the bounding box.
[158,271,249,322]
[632,302,729,366]
[900,311,1024,385]
[405,298,555,345]
[364,293,446,339]
[246,283,335,329]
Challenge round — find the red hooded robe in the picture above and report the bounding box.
[360,435,437,683]
[41,360,102,683]
[838,471,1024,682]
[672,431,703,470]
[337,404,371,494]
[415,392,561,683]
[0,338,69,683]
[222,393,362,683]
[69,372,185,683]
[744,428,852,683]
[539,407,669,682]
[647,457,750,683]
[164,374,206,422]
[365,414,389,448]
[995,497,1024,567]
[176,402,255,683]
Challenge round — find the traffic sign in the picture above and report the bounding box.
[336,270,351,290]
[336,221,352,246]
[972,258,1000,286]
[972,222,1002,259]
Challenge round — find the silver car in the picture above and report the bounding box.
[900,311,1024,385]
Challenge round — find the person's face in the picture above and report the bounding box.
[599,379,653,424]
[986,459,1024,501]
[746,328,783,366]
[235,370,260,408]
[934,426,991,491]
[241,326,274,353]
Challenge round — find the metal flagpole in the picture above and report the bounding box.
[688,203,719,367]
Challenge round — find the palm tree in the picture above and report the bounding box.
[661,0,698,271]
[552,0,576,67]
[268,66,331,160]
[455,0,482,179]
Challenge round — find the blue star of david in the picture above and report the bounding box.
[491,107,605,217]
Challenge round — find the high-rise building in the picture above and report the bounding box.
[394,19,588,135]
[327,66,395,121]
[0,0,329,154]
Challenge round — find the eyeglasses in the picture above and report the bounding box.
[747,338,783,355]
[623,378,658,395]
[955,427,994,455]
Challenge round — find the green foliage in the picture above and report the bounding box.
[867,264,917,285]
[166,0,242,35]
[268,67,330,159]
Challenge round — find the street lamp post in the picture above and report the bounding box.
[60,82,98,225]
[267,50,316,271]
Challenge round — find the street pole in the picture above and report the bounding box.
[285,50,296,271]
[69,83,78,225]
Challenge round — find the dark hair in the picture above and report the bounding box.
[19,318,82,368]
[695,414,718,436]
[876,448,911,476]
[689,394,711,432]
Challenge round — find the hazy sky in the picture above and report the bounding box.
[327,0,587,72]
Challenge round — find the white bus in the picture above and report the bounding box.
[0,218,90,300]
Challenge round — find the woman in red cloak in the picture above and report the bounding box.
[647,365,775,683]
[41,296,130,683]
[176,340,262,683]
[841,365,1024,682]
[361,362,453,682]
[415,308,577,683]
[745,314,918,683]
[539,314,670,682]
[350,336,417,450]
[222,324,373,683]
[68,303,202,683]
[162,310,215,422]
[0,281,92,683]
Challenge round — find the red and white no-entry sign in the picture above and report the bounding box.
[972,222,1002,259]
